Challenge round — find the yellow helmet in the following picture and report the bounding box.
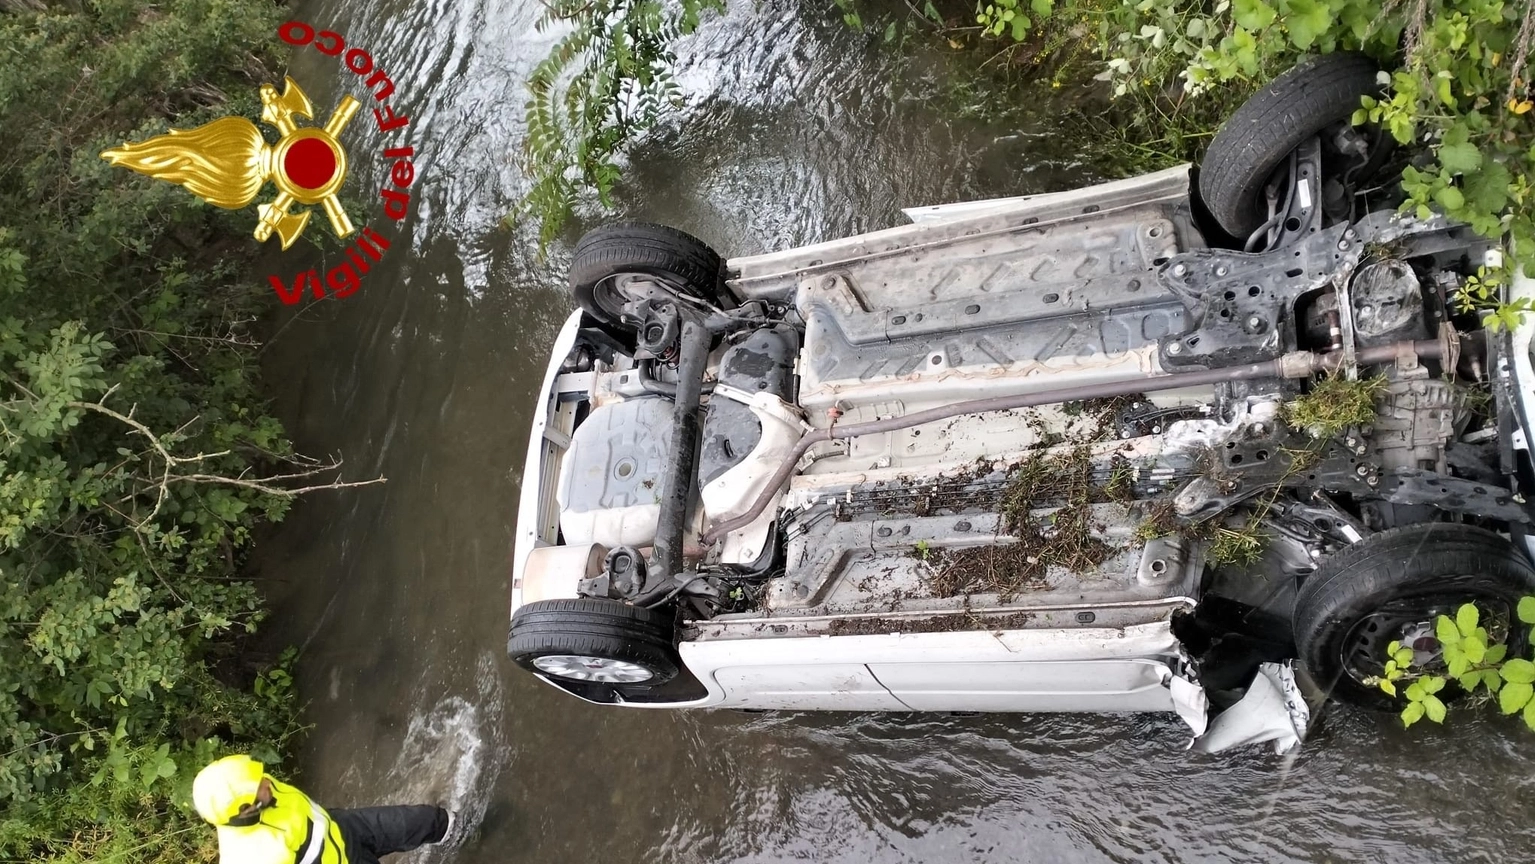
[192,755,266,825]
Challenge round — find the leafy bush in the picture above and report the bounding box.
[515,0,726,248]
[1372,599,1535,729]
[0,2,366,860]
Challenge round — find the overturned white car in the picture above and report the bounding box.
[508,54,1535,751]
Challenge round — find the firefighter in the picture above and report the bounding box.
[191,754,461,864]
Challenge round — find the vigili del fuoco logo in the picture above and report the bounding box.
[100,20,419,305]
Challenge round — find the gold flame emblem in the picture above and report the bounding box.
[101,77,358,250]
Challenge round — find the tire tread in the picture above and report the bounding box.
[1199,53,1382,237]
[568,223,727,326]
[508,598,680,685]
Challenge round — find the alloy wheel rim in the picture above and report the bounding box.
[531,654,655,683]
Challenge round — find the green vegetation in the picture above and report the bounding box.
[943,0,1535,280]
[515,0,726,248]
[1454,263,1534,330]
[1371,598,1535,729]
[1282,373,1387,438]
[1208,523,1268,565]
[0,2,374,861]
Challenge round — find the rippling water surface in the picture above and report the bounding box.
[255,2,1535,861]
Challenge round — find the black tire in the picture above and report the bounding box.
[1199,53,1382,238]
[1293,524,1535,710]
[568,223,731,330]
[508,598,679,685]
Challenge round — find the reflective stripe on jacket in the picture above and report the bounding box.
[215,778,348,864]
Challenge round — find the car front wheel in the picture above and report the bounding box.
[1292,523,1535,710]
[1198,52,1384,240]
[508,597,680,686]
[567,223,732,334]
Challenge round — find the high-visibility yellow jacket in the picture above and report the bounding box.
[214,777,348,864]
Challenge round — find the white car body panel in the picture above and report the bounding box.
[657,620,1192,717]
[510,309,584,616]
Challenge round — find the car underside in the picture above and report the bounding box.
[507,54,1535,751]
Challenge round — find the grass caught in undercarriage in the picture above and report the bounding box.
[928,444,1118,600]
[1209,524,1268,566]
[1282,374,1386,438]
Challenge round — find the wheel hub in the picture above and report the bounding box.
[1341,596,1511,686]
[531,654,655,684]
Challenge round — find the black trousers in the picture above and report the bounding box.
[331,805,448,864]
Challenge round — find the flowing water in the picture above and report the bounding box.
[256,2,1535,861]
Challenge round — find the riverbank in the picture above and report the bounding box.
[0,2,363,860]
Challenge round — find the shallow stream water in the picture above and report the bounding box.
[256,2,1535,861]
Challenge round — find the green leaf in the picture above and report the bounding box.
[1402,700,1425,727]
[1499,680,1533,714]
[1501,658,1535,684]
[1233,0,1276,30]
[1456,603,1480,637]
[1393,647,1414,666]
[1405,681,1426,701]
[1421,694,1446,723]
[1229,28,1259,75]
[1009,13,1028,39]
[1030,0,1052,18]
[1438,142,1484,175]
[1464,161,1511,214]
[1436,615,1460,646]
[1379,678,1397,696]
[1435,76,1456,109]
[1525,697,1535,732]
[1462,635,1486,664]
[1484,669,1505,693]
[1458,672,1482,691]
[1420,675,1446,694]
[1486,643,1508,664]
[1281,0,1332,48]
[1518,596,1535,625]
[1434,185,1465,211]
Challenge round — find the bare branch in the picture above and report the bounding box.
[170,473,386,498]
[65,393,385,524]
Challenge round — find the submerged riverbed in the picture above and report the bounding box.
[255,1,1535,861]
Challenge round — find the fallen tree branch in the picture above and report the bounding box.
[65,390,385,524]
[169,473,386,498]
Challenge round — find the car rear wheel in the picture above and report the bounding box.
[508,598,680,685]
[1292,523,1535,710]
[568,223,732,332]
[1199,52,1383,239]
